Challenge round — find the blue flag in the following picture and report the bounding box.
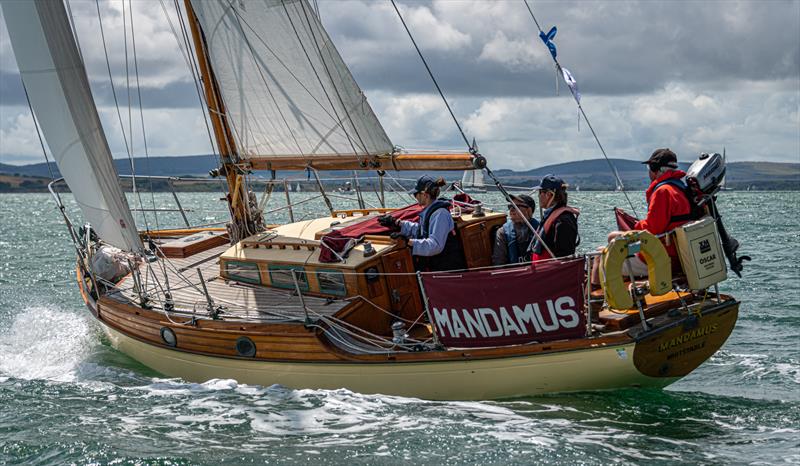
[539,26,557,59]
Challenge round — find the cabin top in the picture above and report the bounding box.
[220,234,393,269]
[220,209,506,270]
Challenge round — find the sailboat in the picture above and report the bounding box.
[460,168,487,193]
[3,0,741,400]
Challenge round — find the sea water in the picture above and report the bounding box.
[0,191,798,465]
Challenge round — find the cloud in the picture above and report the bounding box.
[0,107,42,163]
[1,0,798,168]
[478,31,549,71]
[0,104,214,165]
[402,3,471,51]
[457,80,799,169]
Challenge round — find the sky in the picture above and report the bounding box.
[0,0,798,170]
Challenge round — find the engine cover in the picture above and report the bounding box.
[686,152,726,194]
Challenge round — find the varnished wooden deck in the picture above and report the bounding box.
[111,244,349,322]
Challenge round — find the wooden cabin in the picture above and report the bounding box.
[215,208,507,335]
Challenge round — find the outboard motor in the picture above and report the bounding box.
[686,152,726,196]
[685,152,751,277]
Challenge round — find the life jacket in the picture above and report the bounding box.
[531,206,580,261]
[638,174,706,269]
[503,217,539,263]
[414,199,467,272]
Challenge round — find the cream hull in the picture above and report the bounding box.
[100,322,675,400]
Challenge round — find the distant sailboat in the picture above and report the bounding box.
[460,168,487,193]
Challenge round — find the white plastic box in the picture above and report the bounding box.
[674,216,727,290]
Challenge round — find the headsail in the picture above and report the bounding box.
[189,0,394,166]
[1,0,142,252]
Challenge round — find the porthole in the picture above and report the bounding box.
[160,327,177,347]
[235,336,257,357]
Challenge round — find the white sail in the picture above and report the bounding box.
[473,168,485,188]
[1,0,142,252]
[190,0,394,161]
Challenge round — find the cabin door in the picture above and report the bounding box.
[380,250,423,322]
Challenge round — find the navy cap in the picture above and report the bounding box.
[533,174,566,191]
[409,175,436,195]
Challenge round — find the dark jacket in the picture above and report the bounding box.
[492,218,539,265]
[415,199,466,272]
[532,206,579,260]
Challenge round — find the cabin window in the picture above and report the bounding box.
[316,269,347,296]
[268,264,309,291]
[225,261,261,284]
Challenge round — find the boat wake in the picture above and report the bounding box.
[0,305,99,382]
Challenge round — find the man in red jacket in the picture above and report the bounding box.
[631,148,693,262]
[593,148,694,282]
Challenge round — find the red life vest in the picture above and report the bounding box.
[531,206,580,262]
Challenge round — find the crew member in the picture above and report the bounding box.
[492,194,539,265]
[378,175,466,272]
[530,175,580,261]
[594,148,697,281]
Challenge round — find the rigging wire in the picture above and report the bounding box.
[94,0,151,233]
[522,0,639,217]
[163,0,230,196]
[389,0,554,256]
[64,0,84,64]
[389,0,472,151]
[20,83,55,182]
[127,0,161,232]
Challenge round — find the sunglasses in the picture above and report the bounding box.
[508,204,530,210]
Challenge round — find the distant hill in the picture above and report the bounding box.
[0,155,219,179]
[1,155,797,191]
[494,158,800,191]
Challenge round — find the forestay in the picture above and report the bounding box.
[190,0,393,163]
[1,0,142,252]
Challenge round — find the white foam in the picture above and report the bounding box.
[0,305,96,382]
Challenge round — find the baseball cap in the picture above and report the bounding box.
[509,194,536,210]
[642,148,679,169]
[532,174,566,191]
[409,175,435,195]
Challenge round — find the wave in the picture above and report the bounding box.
[0,305,98,382]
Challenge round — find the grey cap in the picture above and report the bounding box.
[509,194,536,210]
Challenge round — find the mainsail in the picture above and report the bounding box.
[190,0,394,165]
[1,0,142,252]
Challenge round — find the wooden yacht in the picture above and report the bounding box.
[75,206,739,400]
[4,0,740,400]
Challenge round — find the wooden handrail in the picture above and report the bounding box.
[331,207,397,218]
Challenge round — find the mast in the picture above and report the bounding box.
[183,0,253,238]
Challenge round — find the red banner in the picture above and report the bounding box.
[421,259,587,348]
